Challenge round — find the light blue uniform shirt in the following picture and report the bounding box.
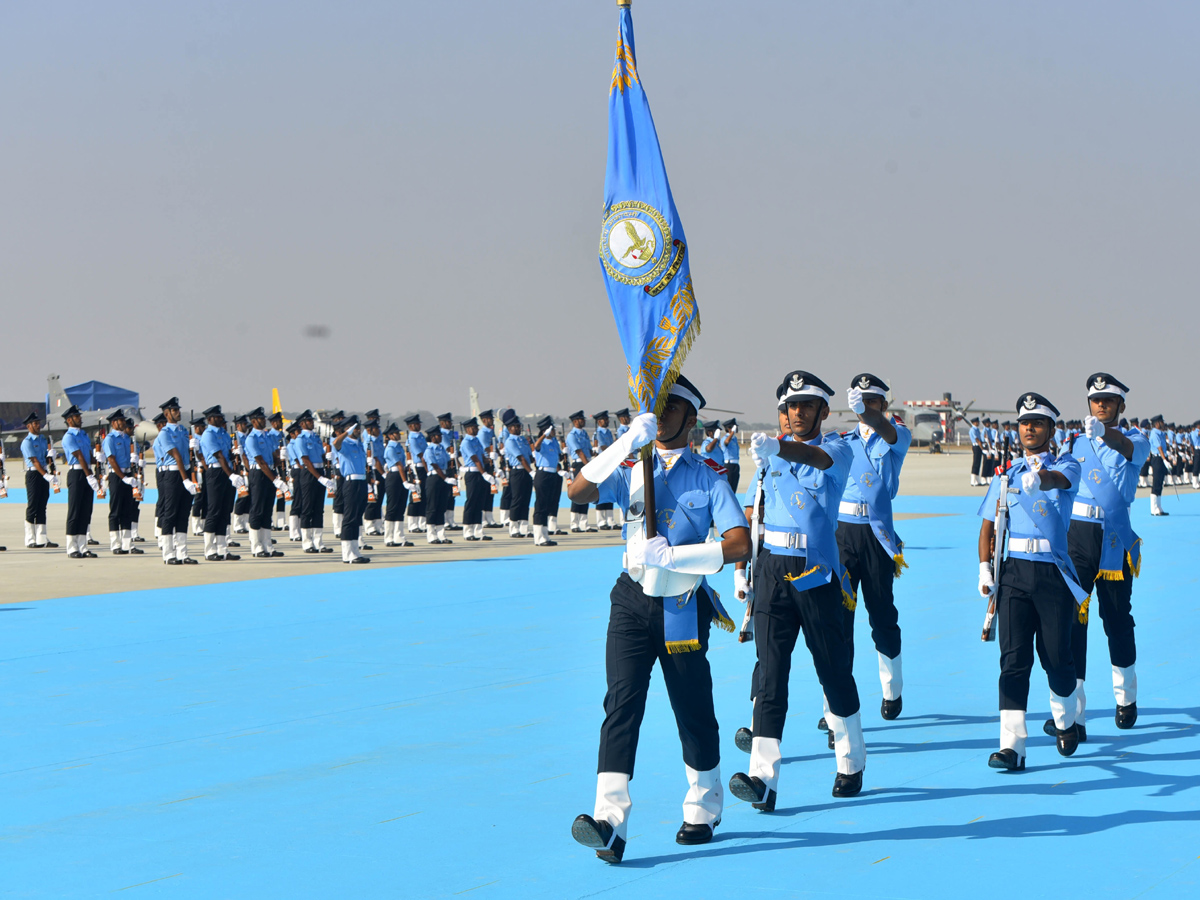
[236,430,249,457]
[1054,428,1066,447]
[1191,428,1200,449]
[265,428,282,456]
[504,432,532,467]
[565,427,591,464]
[597,447,747,543]
[407,431,429,468]
[200,427,232,468]
[21,432,49,470]
[298,430,324,466]
[61,427,89,467]
[762,433,853,532]
[102,430,132,471]
[616,423,630,439]
[245,429,273,468]
[724,434,740,465]
[1069,428,1149,511]
[423,442,450,471]
[969,426,981,445]
[978,451,1080,563]
[839,422,912,519]
[460,434,485,469]
[595,426,614,452]
[1148,428,1168,458]
[384,439,407,470]
[337,436,366,477]
[478,424,495,456]
[697,433,724,468]
[533,434,560,469]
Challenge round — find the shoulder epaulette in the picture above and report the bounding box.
[702,458,727,476]
[621,459,637,468]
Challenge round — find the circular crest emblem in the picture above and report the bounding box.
[600,201,671,286]
[790,491,806,510]
[860,472,874,488]
[789,374,805,391]
[1089,468,1103,484]
[1023,395,1038,411]
[1092,376,1108,391]
[1033,500,1049,518]
[857,375,872,390]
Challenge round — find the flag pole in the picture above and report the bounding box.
[642,444,657,539]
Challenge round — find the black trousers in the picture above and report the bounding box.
[1192,453,1200,477]
[1067,520,1136,678]
[1149,456,1166,496]
[364,472,383,522]
[248,470,276,530]
[339,479,368,541]
[407,467,427,517]
[482,462,495,511]
[332,474,345,515]
[25,470,49,525]
[463,471,486,525]
[65,470,94,535]
[570,462,589,515]
[204,469,235,536]
[982,454,996,479]
[753,552,860,740]
[191,475,207,518]
[597,573,720,776]
[385,472,408,522]
[997,556,1077,709]
[107,473,135,532]
[290,468,304,518]
[507,468,532,521]
[532,470,562,526]
[499,478,512,512]
[157,470,190,535]
[725,462,741,494]
[423,474,450,526]
[971,446,982,476]
[299,469,325,528]
[836,522,901,660]
[746,547,772,704]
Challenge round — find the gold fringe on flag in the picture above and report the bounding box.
[783,565,824,583]
[1128,540,1142,578]
[893,554,909,579]
[665,639,702,655]
[1078,596,1090,625]
[1096,569,1124,582]
[713,610,736,633]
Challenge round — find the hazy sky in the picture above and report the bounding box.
[3,2,1197,424]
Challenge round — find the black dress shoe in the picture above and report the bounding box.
[227,541,240,547]
[832,770,863,798]
[305,547,320,553]
[480,535,492,541]
[181,557,198,565]
[223,553,241,561]
[346,557,370,564]
[734,727,753,754]
[129,547,144,554]
[535,540,558,547]
[68,551,83,559]
[319,547,333,553]
[817,717,828,731]
[360,544,373,551]
[254,551,272,558]
[82,551,98,558]
[675,822,716,845]
[442,538,453,544]
[270,550,284,557]
[87,539,100,546]
[988,749,1026,771]
[113,549,129,555]
[881,696,903,720]
[165,557,180,565]
[465,536,480,541]
[1116,702,1137,729]
[570,815,625,864]
[399,540,413,547]
[1043,719,1087,743]
[1056,723,1080,757]
[133,536,146,542]
[206,554,220,561]
[728,773,775,811]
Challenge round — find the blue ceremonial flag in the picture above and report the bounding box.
[600,0,698,417]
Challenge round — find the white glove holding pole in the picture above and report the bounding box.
[848,387,866,415]
[1021,470,1042,496]
[483,473,496,485]
[1084,416,1105,440]
[44,473,55,484]
[641,535,725,575]
[734,568,750,601]
[273,478,286,492]
[443,477,455,485]
[979,561,995,597]
[86,475,100,492]
[122,476,137,487]
[230,474,246,489]
[402,482,416,491]
[750,433,780,469]
[580,413,657,485]
[183,479,199,496]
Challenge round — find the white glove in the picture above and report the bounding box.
[444,477,457,485]
[580,414,658,485]
[1021,470,1042,496]
[86,475,100,492]
[543,426,555,437]
[979,561,995,597]
[1085,416,1105,440]
[231,474,246,489]
[346,423,359,437]
[43,473,55,484]
[122,476,137,487]
[713,428,724,441]
[189,437,198,450]
[94,448,104,462]
[402,482,416,491]
[848,387,866,415]
[318,476,332,489]
[232,445,242,456]
[273,478,286,491]
[750,433,780,469]
[642,535,674,569]
[734,569,750,601]
[483,473,496,485]
[730,424,738,434]
[183,480,199,496]
[627,413,657,451]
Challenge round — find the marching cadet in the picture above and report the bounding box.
[1039,373,1149,741]
[285,422,304,541]
[969,417,984,486]
[437,413,460,531]
[296,410,335,554]
[530,416,563,546]
[198,405,241,561]
[502,409,534,538]
[154,398,198,565]
[566,411,596,532]
[332,416,371,563]
[188,416,208,537]
[267,412,288,531]
[244,407,286,559]
[458,417,494,542]
[362,413,386,537]
[722,419,741,493]
[478,410,502,529]
[698,420,726,477]
[977,392,1086,771]
[1148,415,1170,516]
[150,412,167,547]
[60,404,100,558]
[405,414,428,534]
[422,424,454,545]
[101,409,141,555]
[20,411,58,549]
[838,374,911,721]
[592,412,617,530]
[382,423,414,547]
[232,415,252,534]
[567,376,749,862]
[727,371,865,810]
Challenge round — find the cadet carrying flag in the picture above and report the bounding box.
[600,0,698,417]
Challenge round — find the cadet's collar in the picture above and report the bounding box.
[857,422,875,440]
[656,445,688,471]
[1022,450,1052,470]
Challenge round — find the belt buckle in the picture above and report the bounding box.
[1089,505,1100,519]
[787,532,799,550]
[1025,538,1037,554]
[856,502,867,518]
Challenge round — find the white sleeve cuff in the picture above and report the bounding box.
[580,432,635,485]
[665,540,725,575]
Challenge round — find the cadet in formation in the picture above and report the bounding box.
[21,411,59,549]
[458,417,495,542]
[530,416,563,546]
[502,409,534,538]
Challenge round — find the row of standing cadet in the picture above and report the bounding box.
[568,369,1152,866]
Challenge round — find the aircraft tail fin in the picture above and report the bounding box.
[47,374,71,415]
[271,388,282,416]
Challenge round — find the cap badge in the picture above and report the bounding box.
[789,374,805,391]
[857,376,872,390]
[1093,376,1107,391]
[1023,395,1038,410]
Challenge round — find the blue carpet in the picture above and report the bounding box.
[4,495,1199,898]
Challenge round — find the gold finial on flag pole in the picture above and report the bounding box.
[617,0,631,7]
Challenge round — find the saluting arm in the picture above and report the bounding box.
[1099,426,1135,461]
[775,440,834,470]
[858,407,898,444]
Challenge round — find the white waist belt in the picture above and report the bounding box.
[839,500,870,517]
[69,464,85,470]
[388,465,402,473]
[764,531,808,550]
[537,466,557,472]
[1072,501,1105,519]
[345,474,366,481]
[462,466,480,473]
[1009,538,1052,554]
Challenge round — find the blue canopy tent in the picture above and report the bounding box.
[59,380,140,412]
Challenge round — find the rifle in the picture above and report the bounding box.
[738,466,766,643]
[94,432,107,500]
[982,473,1011,642]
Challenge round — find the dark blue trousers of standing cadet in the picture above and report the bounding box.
[339,479,368,542]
